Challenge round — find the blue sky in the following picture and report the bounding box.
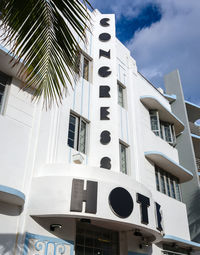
[90,0,200,106]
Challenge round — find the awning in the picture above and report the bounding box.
[140,96,184,135]
[0,184,25,206]
[162,235,200,251]
[145,151,193,183]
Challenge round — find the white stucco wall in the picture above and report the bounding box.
[0,9,193,255]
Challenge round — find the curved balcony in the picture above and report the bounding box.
[190,122,200,137]
[160,235,200,251]
[0,184,25,206]
[145,151,193,183]
[28,164,163,242]
[140,96,184,135]
[185,100,200,123]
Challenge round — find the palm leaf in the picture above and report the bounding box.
[0,0,92,108]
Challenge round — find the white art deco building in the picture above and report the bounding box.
[0,9,200,255]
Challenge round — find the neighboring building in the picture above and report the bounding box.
[0,9,200,255]
[164,70,200,243]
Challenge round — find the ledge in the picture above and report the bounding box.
[185,100,200,122]
[0,184,25,206]
[162,235,200,251]
[191,133,200,142]
[140,96,184,135]
[163,93,177,103]
[145,151,193,183]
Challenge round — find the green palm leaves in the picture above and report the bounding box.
[0,0,91,107]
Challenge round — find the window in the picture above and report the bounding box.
[155,165,181,201]
[118,83,125,107]
[119,142,128,174]
[0,72,10,113]
[149,110,175,145]
[68,113,88,154]
[75,53,91,82]
[83,57,89,81]
[150,110,160,136]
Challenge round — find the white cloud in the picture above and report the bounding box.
[90,0,154,20]
[126,0,200,104]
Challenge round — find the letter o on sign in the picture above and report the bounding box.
[109,187,133,218]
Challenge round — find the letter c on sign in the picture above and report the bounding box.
[100,18,110,27]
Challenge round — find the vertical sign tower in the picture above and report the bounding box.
[89,12,120,172]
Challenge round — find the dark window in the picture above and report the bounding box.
[67,113,88,154]
[119,143,128,174]
[0,72,9,112]
[83,57,89,81]
[118,84,125,107]
[149,110,175,145]
[155,166,181,201]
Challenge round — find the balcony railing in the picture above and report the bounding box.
[189,122,200,137]
[196,158,200,172]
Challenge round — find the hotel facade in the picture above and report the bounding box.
[0,9,200,255]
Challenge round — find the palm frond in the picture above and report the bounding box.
[0,0,92,108]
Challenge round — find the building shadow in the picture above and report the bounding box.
[0,234,24,254]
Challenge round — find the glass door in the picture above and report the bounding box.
[75,222,119,255]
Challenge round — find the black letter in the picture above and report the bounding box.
[100,107,110,120]
[136,193,150,225]
[99,33,111,42]
[99,86,111,98]
[98,67,112,77]
[100,157,111,170]
[100,130,111,145]
[155,202,163,231]
[99,49,110,59]
[109,187,134,218]
[100,18,110,27]
[70,179,98,214]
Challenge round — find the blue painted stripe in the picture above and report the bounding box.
[120,106,123,140]
[163,235,200,249]
[88,82,91,120]
[87,31,92,120]
[80,77,84,116]
[126,110,129,143]
[163,93,177,101]
[68,147,72,163]
[123,73,126,85]
[191,133,200,140]
[72,83,76,111]
[118,64,121,81]
[0,184,25,201]
[89,31,92,57]
[23,232,74,255]
[185,100,200,110]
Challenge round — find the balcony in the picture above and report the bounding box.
[189,122,200,137]
[196,158,200,172]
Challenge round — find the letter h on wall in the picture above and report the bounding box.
[70,179,98,214]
